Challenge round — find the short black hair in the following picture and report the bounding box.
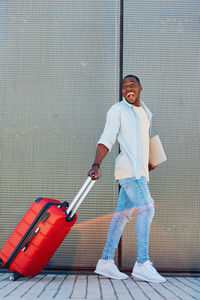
[123,75,141,85]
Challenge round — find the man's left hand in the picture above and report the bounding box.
[148,163,159,171]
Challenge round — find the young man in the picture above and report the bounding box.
[88,75,166,283]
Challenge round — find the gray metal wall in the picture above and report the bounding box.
[122,0,200,272]
[0,0,120,269]
[0,0,199,272]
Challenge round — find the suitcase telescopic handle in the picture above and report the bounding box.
[67,174,96,218]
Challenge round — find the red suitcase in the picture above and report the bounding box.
[0,176,95,281]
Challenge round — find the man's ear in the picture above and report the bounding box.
[140,85,143,92]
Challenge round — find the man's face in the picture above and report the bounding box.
[122,77,142,106]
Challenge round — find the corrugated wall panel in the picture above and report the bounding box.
[0,0,120,269]
[122,0,200,271]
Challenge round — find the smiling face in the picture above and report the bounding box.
[122,76,142,107]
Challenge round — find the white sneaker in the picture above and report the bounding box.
[94,259,128,280]
[132,260,166,283]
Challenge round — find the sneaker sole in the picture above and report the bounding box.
[131,273,166,283]
[94,269,128,280]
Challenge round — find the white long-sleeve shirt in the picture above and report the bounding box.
[98,99,152,180]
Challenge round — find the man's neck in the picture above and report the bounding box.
[133,103,141,107]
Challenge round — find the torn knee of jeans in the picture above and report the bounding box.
[118,213,133,229]
[114,209,134,223]
[125,214,132,222]
[123,209,135,222]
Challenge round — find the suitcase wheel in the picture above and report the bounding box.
[0,258,3,269]
[9,271,21,281]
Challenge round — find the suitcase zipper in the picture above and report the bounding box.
[5,201,61,269]
[22,227,40,252]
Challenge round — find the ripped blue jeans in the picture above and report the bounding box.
[101,177,155,264]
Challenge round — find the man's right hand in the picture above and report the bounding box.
[88,164,100,180]
[88,143,109,180]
